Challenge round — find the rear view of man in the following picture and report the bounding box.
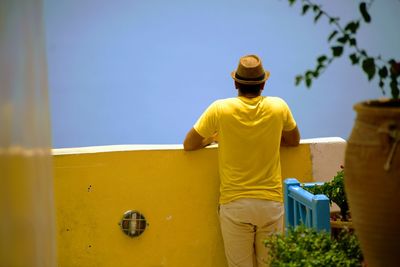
[183,54,300,267]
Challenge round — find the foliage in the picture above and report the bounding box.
[287,0,400,99]
[264,225,363,267]
[303,170,349,220]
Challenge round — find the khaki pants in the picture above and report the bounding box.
[219,198,284,267]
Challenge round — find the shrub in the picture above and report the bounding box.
[264,225,363,267]
[303,170,349,220]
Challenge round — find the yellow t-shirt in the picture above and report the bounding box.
[194,96,296,204]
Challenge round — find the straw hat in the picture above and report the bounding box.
[231,54,270,85]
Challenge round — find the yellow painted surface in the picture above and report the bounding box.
[53,144,313,267]
[281,144,313,183]
[1,150,56,267]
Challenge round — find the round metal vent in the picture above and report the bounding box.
[119,210,148,237]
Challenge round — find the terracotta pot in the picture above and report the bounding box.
[344,99,400,267]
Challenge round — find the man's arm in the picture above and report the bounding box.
[281,126,300,146]
[183,128,216,151]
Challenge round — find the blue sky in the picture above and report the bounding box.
[44,0,400,148]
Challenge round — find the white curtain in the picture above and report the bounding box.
[0,0,57,266]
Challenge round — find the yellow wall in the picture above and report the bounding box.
[53,144,314,267]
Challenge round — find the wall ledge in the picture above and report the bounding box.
[52,144,218,155]
[300,137,346,144]
[52,137,345,155]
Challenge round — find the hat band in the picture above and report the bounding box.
[235,73,265,82]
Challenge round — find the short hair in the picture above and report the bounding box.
[236,82,264,95]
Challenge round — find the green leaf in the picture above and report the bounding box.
[328,30,338,42]
[305,77,312,88]
[317,55,328,64]
[359,2,371,23]
[337,35,349,44]
[349,53,359,65]
[295,75,303,86]
[362,58,376,80]
[378,66,388,78]
[314,11,323,23]
[302,4,310,15]
[331,46,343,57]
[344,21,360,34]
[349,38,357,46]
[305,70,314,78]
[313,5,319,12]
[329,17,338,24]
[288,0,296,6]
[360,50,368,57]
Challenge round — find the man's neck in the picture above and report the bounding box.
[238,92,262,99]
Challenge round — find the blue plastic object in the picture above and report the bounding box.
[284,178,330,232]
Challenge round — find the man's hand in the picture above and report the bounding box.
[183,128,217,151]
[281,126,300,146]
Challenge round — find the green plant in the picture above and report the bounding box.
[303,170,349,220]
[264,225,363,267]
[287,0,400,99]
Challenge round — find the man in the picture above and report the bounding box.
[183,54,300,267]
